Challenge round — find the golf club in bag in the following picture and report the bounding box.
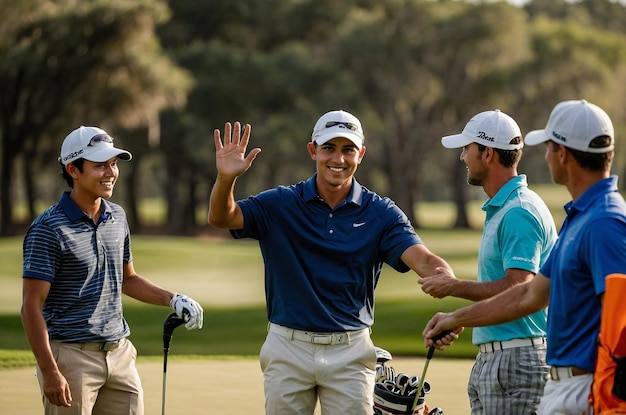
[373,347,444,415]
[162,312,186,415]
[409,331,451,413]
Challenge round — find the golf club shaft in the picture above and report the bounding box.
[161,313,184,415]
[412,347,435,410]
[411,330,451,411]
[161,350,168,415]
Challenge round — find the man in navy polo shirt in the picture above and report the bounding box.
[209,110,456,414]
[423,100,626,414]
[21,126,204,415]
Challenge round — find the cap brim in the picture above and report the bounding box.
[313,130,363,149]
[84,147,132,163]
[524,129,549,146]
[441,133,473,149]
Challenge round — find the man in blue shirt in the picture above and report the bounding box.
[21,126,204,414]
[423,100,626,414]
[208,110,455,414]
[419,109,557,414]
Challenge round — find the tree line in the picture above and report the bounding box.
[2,0,626,236]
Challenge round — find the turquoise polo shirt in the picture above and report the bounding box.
[472,175,557,345]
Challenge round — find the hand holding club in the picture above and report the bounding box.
[169,294,203,330]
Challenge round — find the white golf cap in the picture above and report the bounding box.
[525,99,614,153]
[311,110,365,149]
[59,126,132,166]
[441,109,523,151]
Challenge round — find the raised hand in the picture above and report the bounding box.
[214,122,261,179]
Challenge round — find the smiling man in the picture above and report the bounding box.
[419,110,557,415]
[21,126,204,415]
[208,110,455,414]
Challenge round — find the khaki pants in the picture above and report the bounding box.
[260,325,377,415]
[38,338,143,415]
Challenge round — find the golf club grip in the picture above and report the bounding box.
[163,312,186,350]
[426,329,452,359]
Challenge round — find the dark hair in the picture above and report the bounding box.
[60,158,85,188]
[476,137,522,168]
[549,136,613,171]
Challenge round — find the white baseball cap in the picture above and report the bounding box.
[525,99,614,153]
[311,110,365,149]
[441,109,523,151]
[59,126,132,166]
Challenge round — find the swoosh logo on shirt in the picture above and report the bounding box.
[353,222,366,228]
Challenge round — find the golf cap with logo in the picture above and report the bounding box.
[441,109,523,151]
[525,99,614,153]
[311,110,365,149]
[59,126,132,166]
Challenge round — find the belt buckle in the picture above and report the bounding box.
[550,367,560,381]
[311,334,333,345]
[99,341,119,351]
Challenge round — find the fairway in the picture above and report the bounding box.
[0,356,474,414]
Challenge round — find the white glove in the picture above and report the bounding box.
[170,294,204,330]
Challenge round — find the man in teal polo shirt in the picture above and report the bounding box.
[423,100,626,414]
[419,110,557,414]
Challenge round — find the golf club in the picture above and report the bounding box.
[411,330,450,411]
[162,312,186,415]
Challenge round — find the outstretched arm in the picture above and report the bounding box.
[400,244,455,279]
[208,122,261,229]
[418,267,534,301]
[422,272,551,349]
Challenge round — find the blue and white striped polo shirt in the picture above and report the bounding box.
[23,191,132,342]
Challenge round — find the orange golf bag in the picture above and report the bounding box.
[592,274,626,414]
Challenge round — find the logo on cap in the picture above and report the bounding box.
[551,131,567,143]
[477,131,495,142]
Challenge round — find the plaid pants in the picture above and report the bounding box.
[468,343,548,415]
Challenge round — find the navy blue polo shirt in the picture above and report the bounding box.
[231,175,422,331]
[23,191,131,342]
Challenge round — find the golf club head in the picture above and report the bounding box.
[375,346,393,363]
[163,312,185,350]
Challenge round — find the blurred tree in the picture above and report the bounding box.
[508,16,626,188]
[335,0,531,227]
[0,0,192,235]
[157,0,368,231]
[3,0,626,234]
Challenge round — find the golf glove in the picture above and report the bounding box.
[170,294,204,330]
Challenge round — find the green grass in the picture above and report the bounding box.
[1,188,573,369]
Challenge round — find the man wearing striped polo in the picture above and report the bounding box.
[21,126,204,415]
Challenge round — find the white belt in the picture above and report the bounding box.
[268,323,369,345]
[478,337,546,353]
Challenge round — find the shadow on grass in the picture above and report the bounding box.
[0,298,476,362]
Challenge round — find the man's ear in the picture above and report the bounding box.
[357,146,366,164]
[307,142,317,160]
[65,162,80,178]
[482,146,494,163]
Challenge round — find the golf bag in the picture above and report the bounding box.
[592,274,626,413]
[373,347,444,415]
